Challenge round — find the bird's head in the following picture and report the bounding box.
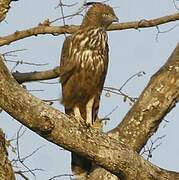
[81,2,118,29]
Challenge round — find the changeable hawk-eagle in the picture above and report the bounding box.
[59,2,118,178]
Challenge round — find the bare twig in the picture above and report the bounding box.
[11,125,44,180]
[141,135,166,161]
[103,105,119,120]
[103,87,137,104]
[104,71,145,103]
[51,1,85,24]
[48,174,73,180]
[4,59,48,66]
[55,1,77,9]
[2,49,27,57]
[43,98,59,102]
[155,23,179,41]
[39,81,59,84]
[15,169,44,180]
[119,71,145,91]
[16,126,37,179]
[15,171,29,180]
[58,0,66,28]
[173,0,179,10]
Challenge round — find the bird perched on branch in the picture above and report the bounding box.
[59,2,118,179]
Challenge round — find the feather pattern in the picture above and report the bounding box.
[60,27,108,111]
[59,3,118,179]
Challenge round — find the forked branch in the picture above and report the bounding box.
[0,48,179,179]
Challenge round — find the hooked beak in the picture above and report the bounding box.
[112,15,119,22]
[107,15,119,23]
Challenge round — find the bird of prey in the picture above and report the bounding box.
[59,2,118,178]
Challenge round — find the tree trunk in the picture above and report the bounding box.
[0,129,15,180]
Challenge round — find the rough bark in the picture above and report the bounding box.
[1,3,179,178]
[87,43,179,179]
[11,44,179,179]
[0,45,179,179]
[109,43,179,151]
[0,129,15,180]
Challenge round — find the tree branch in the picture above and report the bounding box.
[0,55,179,179]
[87,43,179,179]
[0,12,179,46]
[12,44,179,152]
[9,40,179,180]
[13,66,60,84]
[109,43,179,152]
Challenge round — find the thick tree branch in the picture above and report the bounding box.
[0,12,179,46]
[12,44,179,152]
[10,42,179,179]
[109,43,179,152]
[1,4,179,177]
[0,129,15,180]
[0,56,178,179]
[88,43,179,179]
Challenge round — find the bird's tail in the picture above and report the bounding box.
[65,108,92,179]
[65,98,102,179]
[71,152,92,179]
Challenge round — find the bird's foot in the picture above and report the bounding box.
[92,117,103,131]
[75,115,86,126]
[86,119,93,127]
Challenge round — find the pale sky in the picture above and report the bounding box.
[0,0,179,179]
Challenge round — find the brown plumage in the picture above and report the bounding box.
[59,2,118,179]
[0,0,10,22]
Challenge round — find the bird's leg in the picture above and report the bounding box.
[86,97,95,126]
[73,106,84,124]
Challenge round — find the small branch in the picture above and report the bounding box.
[11,125,44,179]
[55,2,77,8]
[0,24,78,47]
[48,174,73,180]
[2,49,27,57]
[4,59,48,67]
[16,126,37,179]
[15,169,44,180]
[141,135,166,161]
[0,12,179,46]
[12,66,60,84]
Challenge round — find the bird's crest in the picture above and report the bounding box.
[81,2,118,28]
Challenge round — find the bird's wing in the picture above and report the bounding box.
[59,33,84,84]
[59,36,74,75]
